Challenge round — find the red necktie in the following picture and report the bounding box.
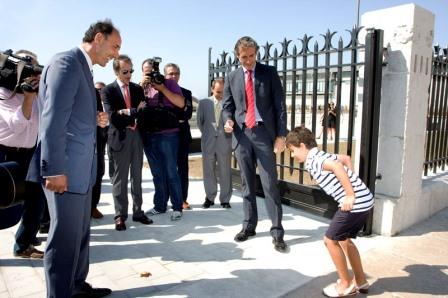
[123,84,136,129]
[245,70,256,129]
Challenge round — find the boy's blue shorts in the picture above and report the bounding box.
[325,209,371,241]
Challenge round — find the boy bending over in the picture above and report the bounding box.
[286,126,373,297]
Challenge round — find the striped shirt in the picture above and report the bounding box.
[305,147,374,213]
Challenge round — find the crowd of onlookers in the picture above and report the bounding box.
[0,19,375,298]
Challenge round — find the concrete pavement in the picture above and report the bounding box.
[1,160,447,297]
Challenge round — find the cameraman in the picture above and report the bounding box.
[139,58,185,221]
[0,50,44,258]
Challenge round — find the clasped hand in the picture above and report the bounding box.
[97,111,109,127]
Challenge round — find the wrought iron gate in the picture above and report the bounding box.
[207,28,383,234]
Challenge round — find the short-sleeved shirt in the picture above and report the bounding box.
[305,147,374,213]
[143,79,183,134]
[0,87,39,148]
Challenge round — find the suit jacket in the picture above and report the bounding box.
[101,81,145,152]
[96,89,107,155]
[179,87,193,140]
[222,62,287,146]
[197,97,231,154]
[27,47,97,194]
[179,87,193,122]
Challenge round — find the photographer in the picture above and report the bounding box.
[0,50,45,258]
[139,58,185,221]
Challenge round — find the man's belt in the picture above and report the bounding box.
[0,144,33,153]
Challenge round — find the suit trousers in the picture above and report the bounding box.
[202,149,232,203]
[234,124,284,238]
[91,129,107,209]
[43,187,91,298]
[110,129,144,220]
[177,122,191,202]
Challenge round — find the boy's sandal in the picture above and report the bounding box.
[337,278,370,294]
[323,282,357,297]
[356,281,370,294]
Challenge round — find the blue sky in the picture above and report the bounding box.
[2,0,447,98]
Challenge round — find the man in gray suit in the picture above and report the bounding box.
[197,78,232,209]
[27,20,121,297]
[222,36,288,252]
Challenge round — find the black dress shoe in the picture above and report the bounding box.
[115,217,126,231]
[132,214,153,225]
[272,237,287,252]
[72,283,112,298]
[221,203,231,209]
[234,229,256,242]
[39,223,50,234]
[202,198,215,209]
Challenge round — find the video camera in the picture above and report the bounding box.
[145,57,165,85]
[0,49,43,95]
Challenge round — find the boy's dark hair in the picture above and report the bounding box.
[286,126,317,149]
[82,19,117,43]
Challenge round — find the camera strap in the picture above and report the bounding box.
[15,61,26,89]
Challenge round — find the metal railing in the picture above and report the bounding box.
[208,28,366,184]
[424,45,448,176]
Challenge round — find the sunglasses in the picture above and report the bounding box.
[121,69,134,75]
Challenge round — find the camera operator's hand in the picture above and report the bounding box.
[140,75,151,87]
[45,175,68,194]
[21,77,39,120]
[151,82,166,92]
[22,76,40,94]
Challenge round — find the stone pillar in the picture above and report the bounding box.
[361,4,434,235]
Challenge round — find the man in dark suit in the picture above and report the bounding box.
[27,20,120,297]
[222,36,288,252]
[102,55,152,231]
[91,81,107,219]
[164,63,193,210]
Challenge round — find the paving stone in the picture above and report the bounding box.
[0,159,446,298]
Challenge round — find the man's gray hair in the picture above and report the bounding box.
[234,36,259,56]
[164,63,180,75]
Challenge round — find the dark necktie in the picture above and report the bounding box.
[245,70,256,129]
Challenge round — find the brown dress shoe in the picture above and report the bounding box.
[14,246,44,259]
[182,201,191,210]
[91,208,103,219]
[115,217,126,231]
[132,214,153,225]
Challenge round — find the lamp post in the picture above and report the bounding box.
[356,0,361,27]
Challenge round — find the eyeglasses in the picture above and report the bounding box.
[167,72,180,76]
[121,69,134,75]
